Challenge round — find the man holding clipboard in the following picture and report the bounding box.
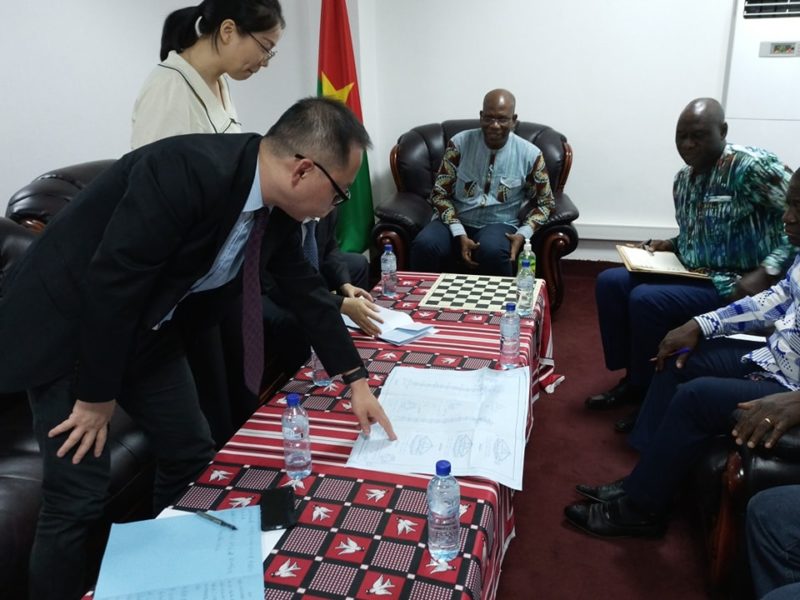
[586,98,793,435]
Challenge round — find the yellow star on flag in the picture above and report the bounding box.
[320,72,354,104]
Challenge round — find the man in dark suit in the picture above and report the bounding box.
[0,97,396,600]
[263,208,383,375]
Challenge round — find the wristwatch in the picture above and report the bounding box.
[764,264,781,277]
[341,365,369,385]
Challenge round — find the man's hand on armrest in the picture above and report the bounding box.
[733,390,800,449]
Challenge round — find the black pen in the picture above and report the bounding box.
[195,510,238,531]
[643,238,654,256]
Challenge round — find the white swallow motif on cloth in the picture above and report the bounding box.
[396,518,417,535]
[336,537,364,555]
[427,559,457,573]
[368,575,395,595]
[366,489,386,502]
[283,479,306,491]
[209,469,231,482]
[271,559,301,578]
[229,497,253,508]
[312,505,333,521]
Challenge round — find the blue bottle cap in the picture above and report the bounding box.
[505,302,516,312]
[435,460,451,476]
[384,244,392,251]
[521,259,530,268]
[286,393,300,407]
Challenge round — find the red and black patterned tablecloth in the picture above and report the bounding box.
[160,273,554,599]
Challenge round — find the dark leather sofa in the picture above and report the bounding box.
[694,418,800,598]
[0,208,154,597]
[371,119,579,311]
[1,158,291,596]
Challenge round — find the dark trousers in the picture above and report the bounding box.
[263,252,369,376]
[409,220,517,276]
[595,266,724,388]
[340,252,370,291]
[747,485,800,599]
[28,325,215,600]
[622,338,785,514]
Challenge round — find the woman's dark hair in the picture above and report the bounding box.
[160,0,285,61]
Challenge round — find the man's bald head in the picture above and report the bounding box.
[675,97,728,172]
[480,89,518,150]
[483,89,516,114]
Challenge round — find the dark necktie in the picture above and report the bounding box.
[242,209,268,395]
[303,220,319,270]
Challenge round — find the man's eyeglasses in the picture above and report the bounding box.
[295,154,351,206]
[247,32,277,62]
[480,115,513,127]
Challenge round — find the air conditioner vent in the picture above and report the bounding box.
[744,0,800,18]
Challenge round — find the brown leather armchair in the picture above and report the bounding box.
[6,160,115,230]
[371,119,579,311]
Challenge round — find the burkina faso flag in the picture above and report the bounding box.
[318,0,373,253]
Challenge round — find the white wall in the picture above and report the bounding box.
[357,0,735,261]
[1,0,741,264]
[0,0,321,210]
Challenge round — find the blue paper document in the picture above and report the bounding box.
[94,506,263,600]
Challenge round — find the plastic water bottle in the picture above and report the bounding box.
[517,237,535,274]
[282,393,312,479]
[516,259,535,317]
[499,302,520,369]
[310,348,332,387]
[427,460,460,562]
[380,244,397,298]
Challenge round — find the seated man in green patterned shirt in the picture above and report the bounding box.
[586,97,794,439]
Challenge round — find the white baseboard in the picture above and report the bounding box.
[568,223,679,262]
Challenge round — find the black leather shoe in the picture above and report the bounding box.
[575,478,626,503]
[564,496,666,539]
[585,378,643,410]
[614,409,640,433]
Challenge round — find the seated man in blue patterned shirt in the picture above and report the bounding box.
[409,88,555,276]
[587,98,794,437]
[565,169,800,539]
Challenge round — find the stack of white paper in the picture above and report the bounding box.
[343,304,437,345]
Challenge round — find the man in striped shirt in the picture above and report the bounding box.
[587,98,793,437]
[565,169,800,539]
